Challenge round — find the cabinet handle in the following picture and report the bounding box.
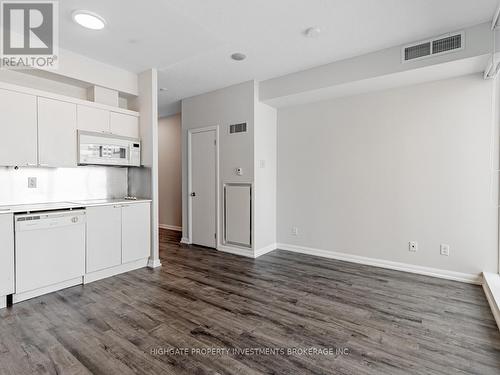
[26,163,36,167]
[39,163,49,167]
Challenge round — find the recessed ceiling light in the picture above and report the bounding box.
[231,52,247,61]
[304,26,321,38]
[72,10,106,30]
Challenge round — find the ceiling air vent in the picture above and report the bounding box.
[404,42,431,61]
[432,34,462,54]
[230,123,247,134]
[403,31,464,63]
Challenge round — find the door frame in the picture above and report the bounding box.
[187,126,220,247]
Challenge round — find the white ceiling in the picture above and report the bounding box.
[58,0,498,116]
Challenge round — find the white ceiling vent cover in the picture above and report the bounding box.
[402,31,464,63]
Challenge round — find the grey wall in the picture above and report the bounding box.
[181,81,255,242]
[158,114,182,228]
[277,74,499,276]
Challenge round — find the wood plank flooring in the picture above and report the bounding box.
[1,228,499,374]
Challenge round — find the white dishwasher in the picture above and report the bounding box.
[15,210,86,299]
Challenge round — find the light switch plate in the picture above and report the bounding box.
[440,244,450,256]
[28,177,37,189]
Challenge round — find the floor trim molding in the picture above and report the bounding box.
[147,258,162,268]
[277,243,481,284]
[218,245,254,258]
[483,272,500,331]
[84,258,148,284]
[254,243,277,258]
[13,277,83,304]
[180,237,192,245]
[159,224,182,232]
[0,296,6,309]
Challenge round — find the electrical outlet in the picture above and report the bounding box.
[409,241,418,252]
[440,244,450,256]
[291,227,299,236]
[28,177,37,189]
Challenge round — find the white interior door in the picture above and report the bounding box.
[190,129,216,248]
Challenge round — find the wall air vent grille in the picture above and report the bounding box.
[403,31,464,63]
[230,123,247,134]
[404,42,431,61]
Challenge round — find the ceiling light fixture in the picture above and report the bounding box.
[304,26,321,38]
[231,52,247,61]
[72,10,107,30]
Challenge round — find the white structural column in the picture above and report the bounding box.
[132,69,161,268]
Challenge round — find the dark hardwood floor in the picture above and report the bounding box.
[1,229,499,374]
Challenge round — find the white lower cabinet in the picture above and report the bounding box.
[122,203,151,263]
[86,202,151,275]
[0,214,14,297]
[86,205,122,273]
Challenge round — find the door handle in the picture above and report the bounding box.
[190,192,196,197]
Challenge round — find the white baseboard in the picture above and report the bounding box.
[148,258,162,268]
[13,277,83,304]
[0,296,6,309]
[159,224,182,232]
[277,243,481,284]
[218,244,254,258]
[483,272,500,331]
[180,237,192,245]
[254,243,277,258]
[84,258,148,284]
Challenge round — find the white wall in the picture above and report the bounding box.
[158,114,182,229]
[181,81,255,243]
[277,74,499,276]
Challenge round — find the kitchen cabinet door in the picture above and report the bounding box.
[38,98,77,167]
[122,203,151,263]
[0,214,14,297]
[77,105,110,133]
[110,112,139,138]
[0,89,38,166]
[86,205,122,273]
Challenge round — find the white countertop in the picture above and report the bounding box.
[0,198,151,214]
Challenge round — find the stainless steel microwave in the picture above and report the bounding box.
[78,131,141,167]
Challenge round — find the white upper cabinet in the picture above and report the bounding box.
[78,105,140,139]
[110,112,139,139]
[122,202,151,263]
[0,83,140,167]
[77,105,110,133]
[0,89,38,167]
[38,98,77,167]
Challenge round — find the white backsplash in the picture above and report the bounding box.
[0,166,128,205]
